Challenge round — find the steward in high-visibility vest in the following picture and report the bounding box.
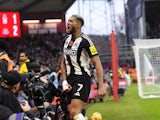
[19,52,30,74]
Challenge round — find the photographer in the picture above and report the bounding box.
[0,70,49,120]
[23,62,58,117]
[0,70,22,112]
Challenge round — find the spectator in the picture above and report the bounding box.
[19,51,31,74]
[0,40,13,74]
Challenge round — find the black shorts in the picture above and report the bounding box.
[66,74,91,104]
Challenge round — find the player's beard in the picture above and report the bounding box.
[67,27,76,34]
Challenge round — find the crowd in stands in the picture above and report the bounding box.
[0,33,111,73]
[6,33,64,72]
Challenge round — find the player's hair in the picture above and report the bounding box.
[72,15,84,26]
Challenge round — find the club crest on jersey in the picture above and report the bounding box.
[68,40,73,46]
[64,49,77,55]
[89,46,98,55]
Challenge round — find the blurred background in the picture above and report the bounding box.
[0,0,159,70]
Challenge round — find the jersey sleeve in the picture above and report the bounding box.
[82,38,98,58]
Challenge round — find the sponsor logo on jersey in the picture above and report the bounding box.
[74,91,80,96]
[64,49,77,55]
[73,42,78,47]
[89,46,98,55]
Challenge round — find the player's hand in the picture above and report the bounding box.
[62,80,72,92]
[98,86,107,99]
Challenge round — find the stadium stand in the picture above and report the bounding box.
[6,33,64,71]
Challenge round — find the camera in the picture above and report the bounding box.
[21,72,53,106]
[20,71,68,120]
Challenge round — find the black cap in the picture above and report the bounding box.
[2,71,21,86]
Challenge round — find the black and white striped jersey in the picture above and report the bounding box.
[63,33,98,76]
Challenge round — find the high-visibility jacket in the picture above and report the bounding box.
[19,59,30,74]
